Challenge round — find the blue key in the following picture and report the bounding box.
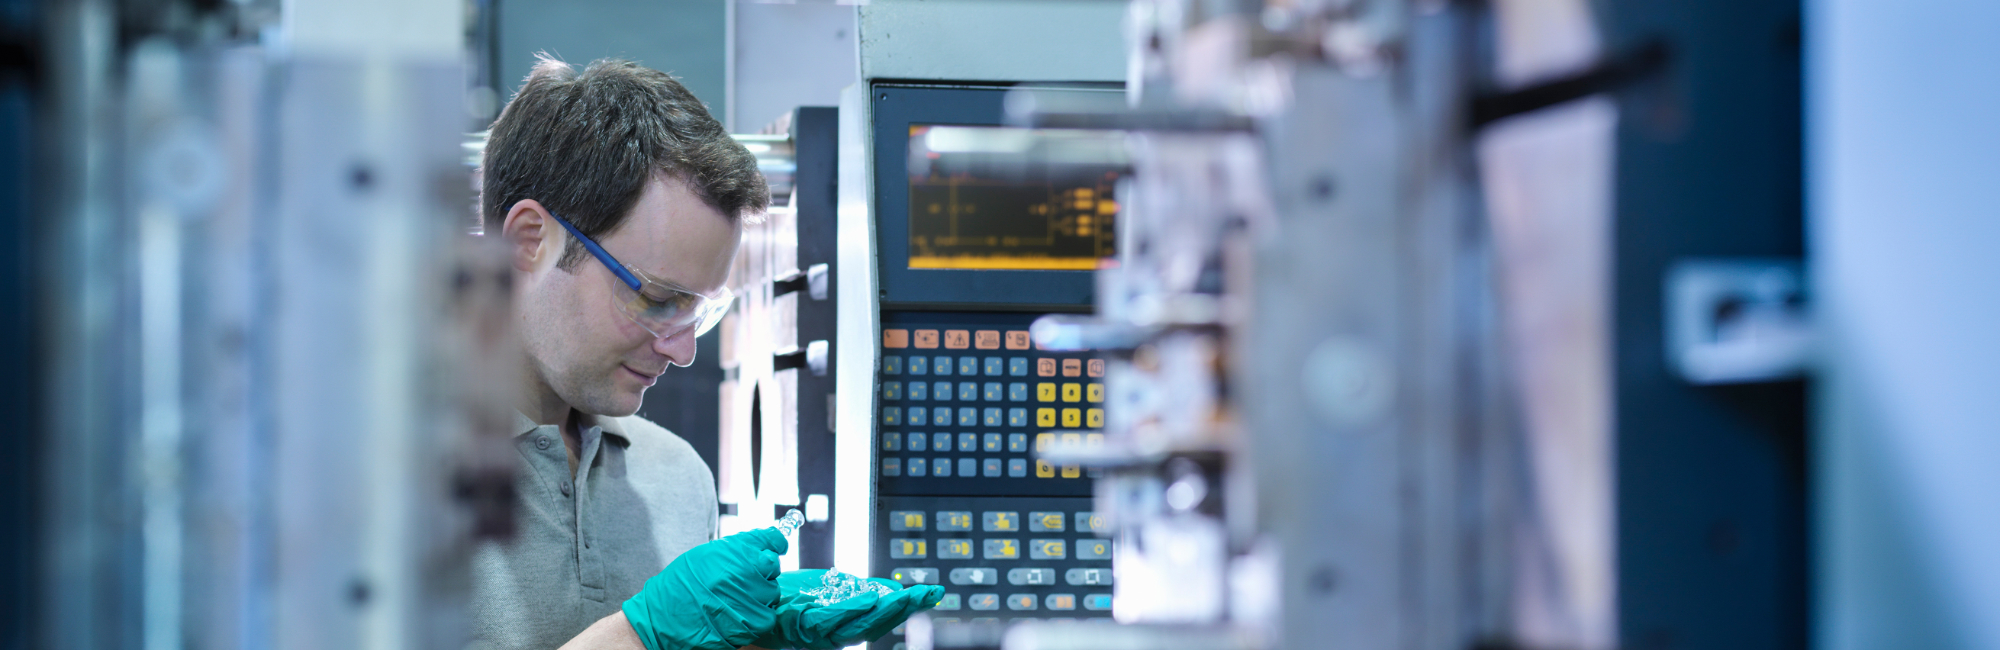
[933,457,952,476]
[910,382,929,400]
[983,407,1003,427]
[984,357,1004,376]
[957,382,978,401]
[1008,458,1027,477]
[882,458,901,476]
[1008,382,1028,401]
[933,381,951,401]
[908,431,928,452]
[1008,433,1028,452]
[908,458,926,476]
[957,407,978,427]
[934,356,953,376]
[883,356,902,375]
[1007,408,1027,428]
[984,433,1004,452]
[959,433,978,452]
[983,382,1004,401]
[884,381,903,400]
[933,432,952,452]
[959,458,978,477]
[1009,358,1028,376]
[983,458,1003,477]
[933,408,952,426]
[883,432,902,451]
[882,406,901,426]
[908,407,926,427]
[909,356,928,375]
[958,357,979,376]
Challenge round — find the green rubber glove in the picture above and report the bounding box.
[621,527,787,650]
[750,570,945,649]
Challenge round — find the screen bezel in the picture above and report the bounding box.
[871,83,1122,310]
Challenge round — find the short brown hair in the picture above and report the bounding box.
[481,55,767,270]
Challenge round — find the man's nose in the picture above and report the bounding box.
[654,326,698,367]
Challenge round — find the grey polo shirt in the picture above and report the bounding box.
[469,412,718,650]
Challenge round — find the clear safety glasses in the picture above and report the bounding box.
[548,211,733,340]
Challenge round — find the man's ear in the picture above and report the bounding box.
[500,199,559,272]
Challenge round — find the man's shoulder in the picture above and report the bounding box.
[603,414,709,472]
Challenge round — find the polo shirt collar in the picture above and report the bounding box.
[511,410,631,444]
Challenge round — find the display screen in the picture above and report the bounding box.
[906,125,1124,270]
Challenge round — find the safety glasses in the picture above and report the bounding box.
[548,211,733,340]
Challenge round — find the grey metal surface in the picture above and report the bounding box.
[857,0,1126,83]
[730,1,856,131]
[498,0,728,111]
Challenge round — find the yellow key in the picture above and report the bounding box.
[1086,383,1104,403]
[1035,459,1055,478]
[1086,408,1104,428]
[1034,433,1053,452]
[945,512,970,529]
[1061,408,1081,427]
[1086,433,1104,447]
[1040,513,1065,530]
[1062,464,1081,478]
[903,512,924,529]
[992,512,1015,531]
[1036,383,1057,402]
[1061,383,1081,402]
[1036,408,1056,427]
[995,539,1018,559]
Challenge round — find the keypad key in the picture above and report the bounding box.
[1029,539,1066,560]
[937,511,973,531]
[1061,383,1081,403]
[958,458,977,477]
[1035,459,1054,478]
[983,382,1004,401]
[1037,383,1057,402]
[1062,359,1082,377]
[1007,594,1039,611]
[1075,512,1104,533]
[957,382,978,401]
[983,458,1003,476]
[882,356,903,374]
[938,539,974,560]
[1028,512,1066,532]
[951,568,998,585]
[1037,358,1057,377]
[933,457,952,477]
[1061,409,1081,427]
[1062,464,1082,479]
[908,356,928,375]
[975,330,1002,350]
[1009,382,1029,401]
[983,433,1003,452]
[944,330,970,349]
[882,458,901,476]
[957,357,978,376]
[1037,409,1056,427]
[932,433,952,452]
[982,539,1019,560]
[1035,433,1054,452]
[983,408,1003,427]
[958,432,978,452]
[907,458,926,476]
[1045,594,1077,611]
[889,539,927,559]
[881,407,901,426]
[957,407,978,427]
[909,382,929,401]
[907,407,927,429]
[934,355,953,375]
[1087,359,1105,377]
[1075,539,1113,560]
[983,357,1004,376]
[883,381,903,400]
[1086,383,1104,403]
[1087,409,1104,428]
[888,511,925,531]
[982,511,1018,532]
[1008,358,1029,376]
[933,408,952,427]
[932,381,952,401]
[882,432,902,452]
[1083,594,1113,611]
[968,594,1000,611]
[1006,330,1031,350]
[1008,459,1028,477]
[1007,408,1028,427]
[890,567,938,585]
[1006,568,1054,585]
[935,594,962,610]
[1008,433,1028,452]
[1065,568,1111,586]
[908,431,928,452]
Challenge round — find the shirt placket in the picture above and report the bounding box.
[574,425,608,602]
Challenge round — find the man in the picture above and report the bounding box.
[473,56,932,650]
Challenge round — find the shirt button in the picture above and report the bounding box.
[560,480,573,497]
[535,436,552,450]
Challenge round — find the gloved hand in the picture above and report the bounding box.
[621,527,787,650]
[750,570,945,650]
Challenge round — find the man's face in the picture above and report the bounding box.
[514,174,741,417]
